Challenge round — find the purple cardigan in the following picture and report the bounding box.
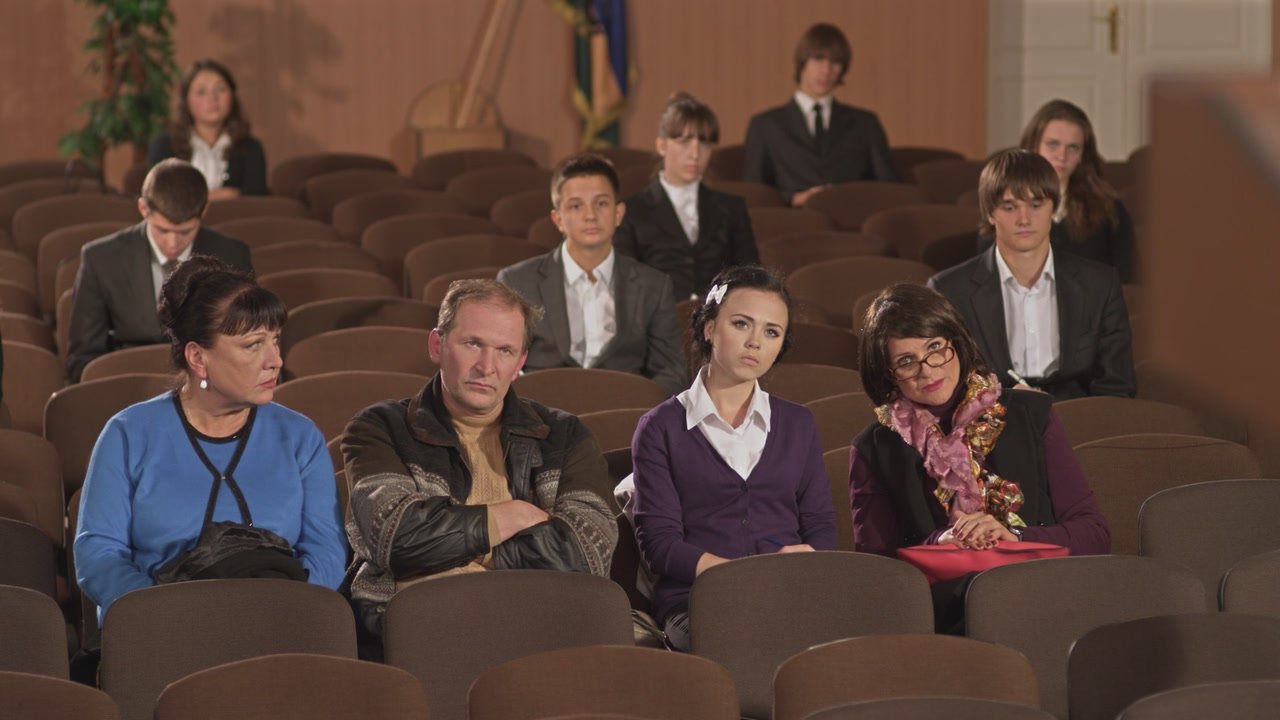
[631,395,839,624]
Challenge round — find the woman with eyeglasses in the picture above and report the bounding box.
[850,283,1108,568]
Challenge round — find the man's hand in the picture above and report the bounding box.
[790,185,831,206]
[489,500,550,544]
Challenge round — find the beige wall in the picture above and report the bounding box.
[2,0,987,186]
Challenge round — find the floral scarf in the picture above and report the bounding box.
[874,372,1026,529]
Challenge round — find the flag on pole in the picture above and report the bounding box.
[552,0,628,149]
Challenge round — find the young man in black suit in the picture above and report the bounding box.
[498,153,687,396]
[615,93,758,301]
[67,159,252,381]
[928,150,1135,400]
[743,22,897,206]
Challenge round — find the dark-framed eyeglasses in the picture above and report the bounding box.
[891,344,956,381]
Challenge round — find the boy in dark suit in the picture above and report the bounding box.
[498,154,686,396]
[743,22,897,206]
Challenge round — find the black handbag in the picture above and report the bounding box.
[152,398,306,584]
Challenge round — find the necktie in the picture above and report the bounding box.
[813,104,827,151]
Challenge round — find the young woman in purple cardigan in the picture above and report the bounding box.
[630,265,838,651]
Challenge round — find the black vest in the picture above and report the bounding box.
[852,389,1056,549]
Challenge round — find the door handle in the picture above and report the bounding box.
[1095,3,1119,54]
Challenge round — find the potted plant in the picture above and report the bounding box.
[59,0,179,173]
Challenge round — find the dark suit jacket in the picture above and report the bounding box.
[67,221,253,381]
[497,248,687,397]
[928,247,1135,400]
[743,98,897,201]
[148,133,269,196]
[614,179,759,301]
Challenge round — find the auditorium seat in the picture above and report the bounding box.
[0,484,39,537]
[578,407,649,453]
[469,646,739,720]
[250,241,380,277]
[490,189,551,236]
[807,392,876,451]
[280,296,438,359]
[1053,396,1204,447]
[1118,679,1280,720]
[211,216,341,250]
[691,552,933,719]
[0,430,63,547]
[402,234,543,297]
[0,518,58,599]
[966,555,1206,719]
[703,179,785,208]
[1068,613,1280,720]
[787,256,934,329]
[0,311,54,352]
[384,571,633,720]
[617,165,653,198]
[284,327,437,380]
[805,698,1054,720]
[2,341,63,435]
[200,196,308,225]
[445,166,554,216]
[1073,433,1262,554]
[0,586,68,678]
[861,204,978,263]
[154,654,428,720]
[100,579,357,720]
[773,635,1040,720]
[823,447,854,551]
[747,207,835,243]
[421,267,502,306]
[0,671,122,720]
[44,374,173,494]
[55,289,72,364]
[704,143,745,182]
[11,194,138,260]
[802,182,927,231]
[272,371,428,439]
[1139,479,1280,608]
[779,322,860,369]
[79,344,171,383]
[0,280,40,316]
[763,363,862,404]
[1222,549,1280,617]
[888,146,966,183]
[911,158,985,203]
[302,169,419,222]
[257,269,399,310]
[0,177,103,236]
[331,189,469,244]
[269,153,397,200]
[36,220,128,314]
[53,257,78,312]
[0,158,100,189]
[1102,159,1134,190]
[410,147,537,191]
[757,231,891,274]
[596,147,659,171]
[527,215,563,249]
[360,212,501,280]
[0,248,36,297]
[513,368,668,415]
[920,231,983,271]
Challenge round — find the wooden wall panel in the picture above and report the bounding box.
[2,0,986,187]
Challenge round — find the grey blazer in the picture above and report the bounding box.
[928,246,1135,400]
[67,221,252,381]
[497,247,687,397]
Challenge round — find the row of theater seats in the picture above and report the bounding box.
[3,543,1280,720]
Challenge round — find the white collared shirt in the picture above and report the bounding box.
[146,222,195,304]
[658,172,699,244]
[793,91,834,137]
[190,133,231,190]
[995,245,1060,378]
[1053,187,1069,224]
[561,243,617,368]
[678,369,772,480]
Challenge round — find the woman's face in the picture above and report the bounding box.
[197,325,282,407]
[1037,119,1086,181]
[656,125,713,187]
[887,336,960,406]
[704,288,788,385]
[186,69,233,130]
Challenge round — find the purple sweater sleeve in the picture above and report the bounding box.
[631,411,705,585]
[796,416,838,551]
[1020,410,1111,554]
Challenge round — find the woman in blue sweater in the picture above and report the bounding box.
[631,265,838,651]
[75,256,347,623]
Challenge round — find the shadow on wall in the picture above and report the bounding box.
[206,0,347,158]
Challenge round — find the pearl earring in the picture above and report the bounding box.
[199,378,208,390]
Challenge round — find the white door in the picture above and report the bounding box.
[987,0,1272,159]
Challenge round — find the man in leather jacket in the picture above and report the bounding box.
[341,279,620,642]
